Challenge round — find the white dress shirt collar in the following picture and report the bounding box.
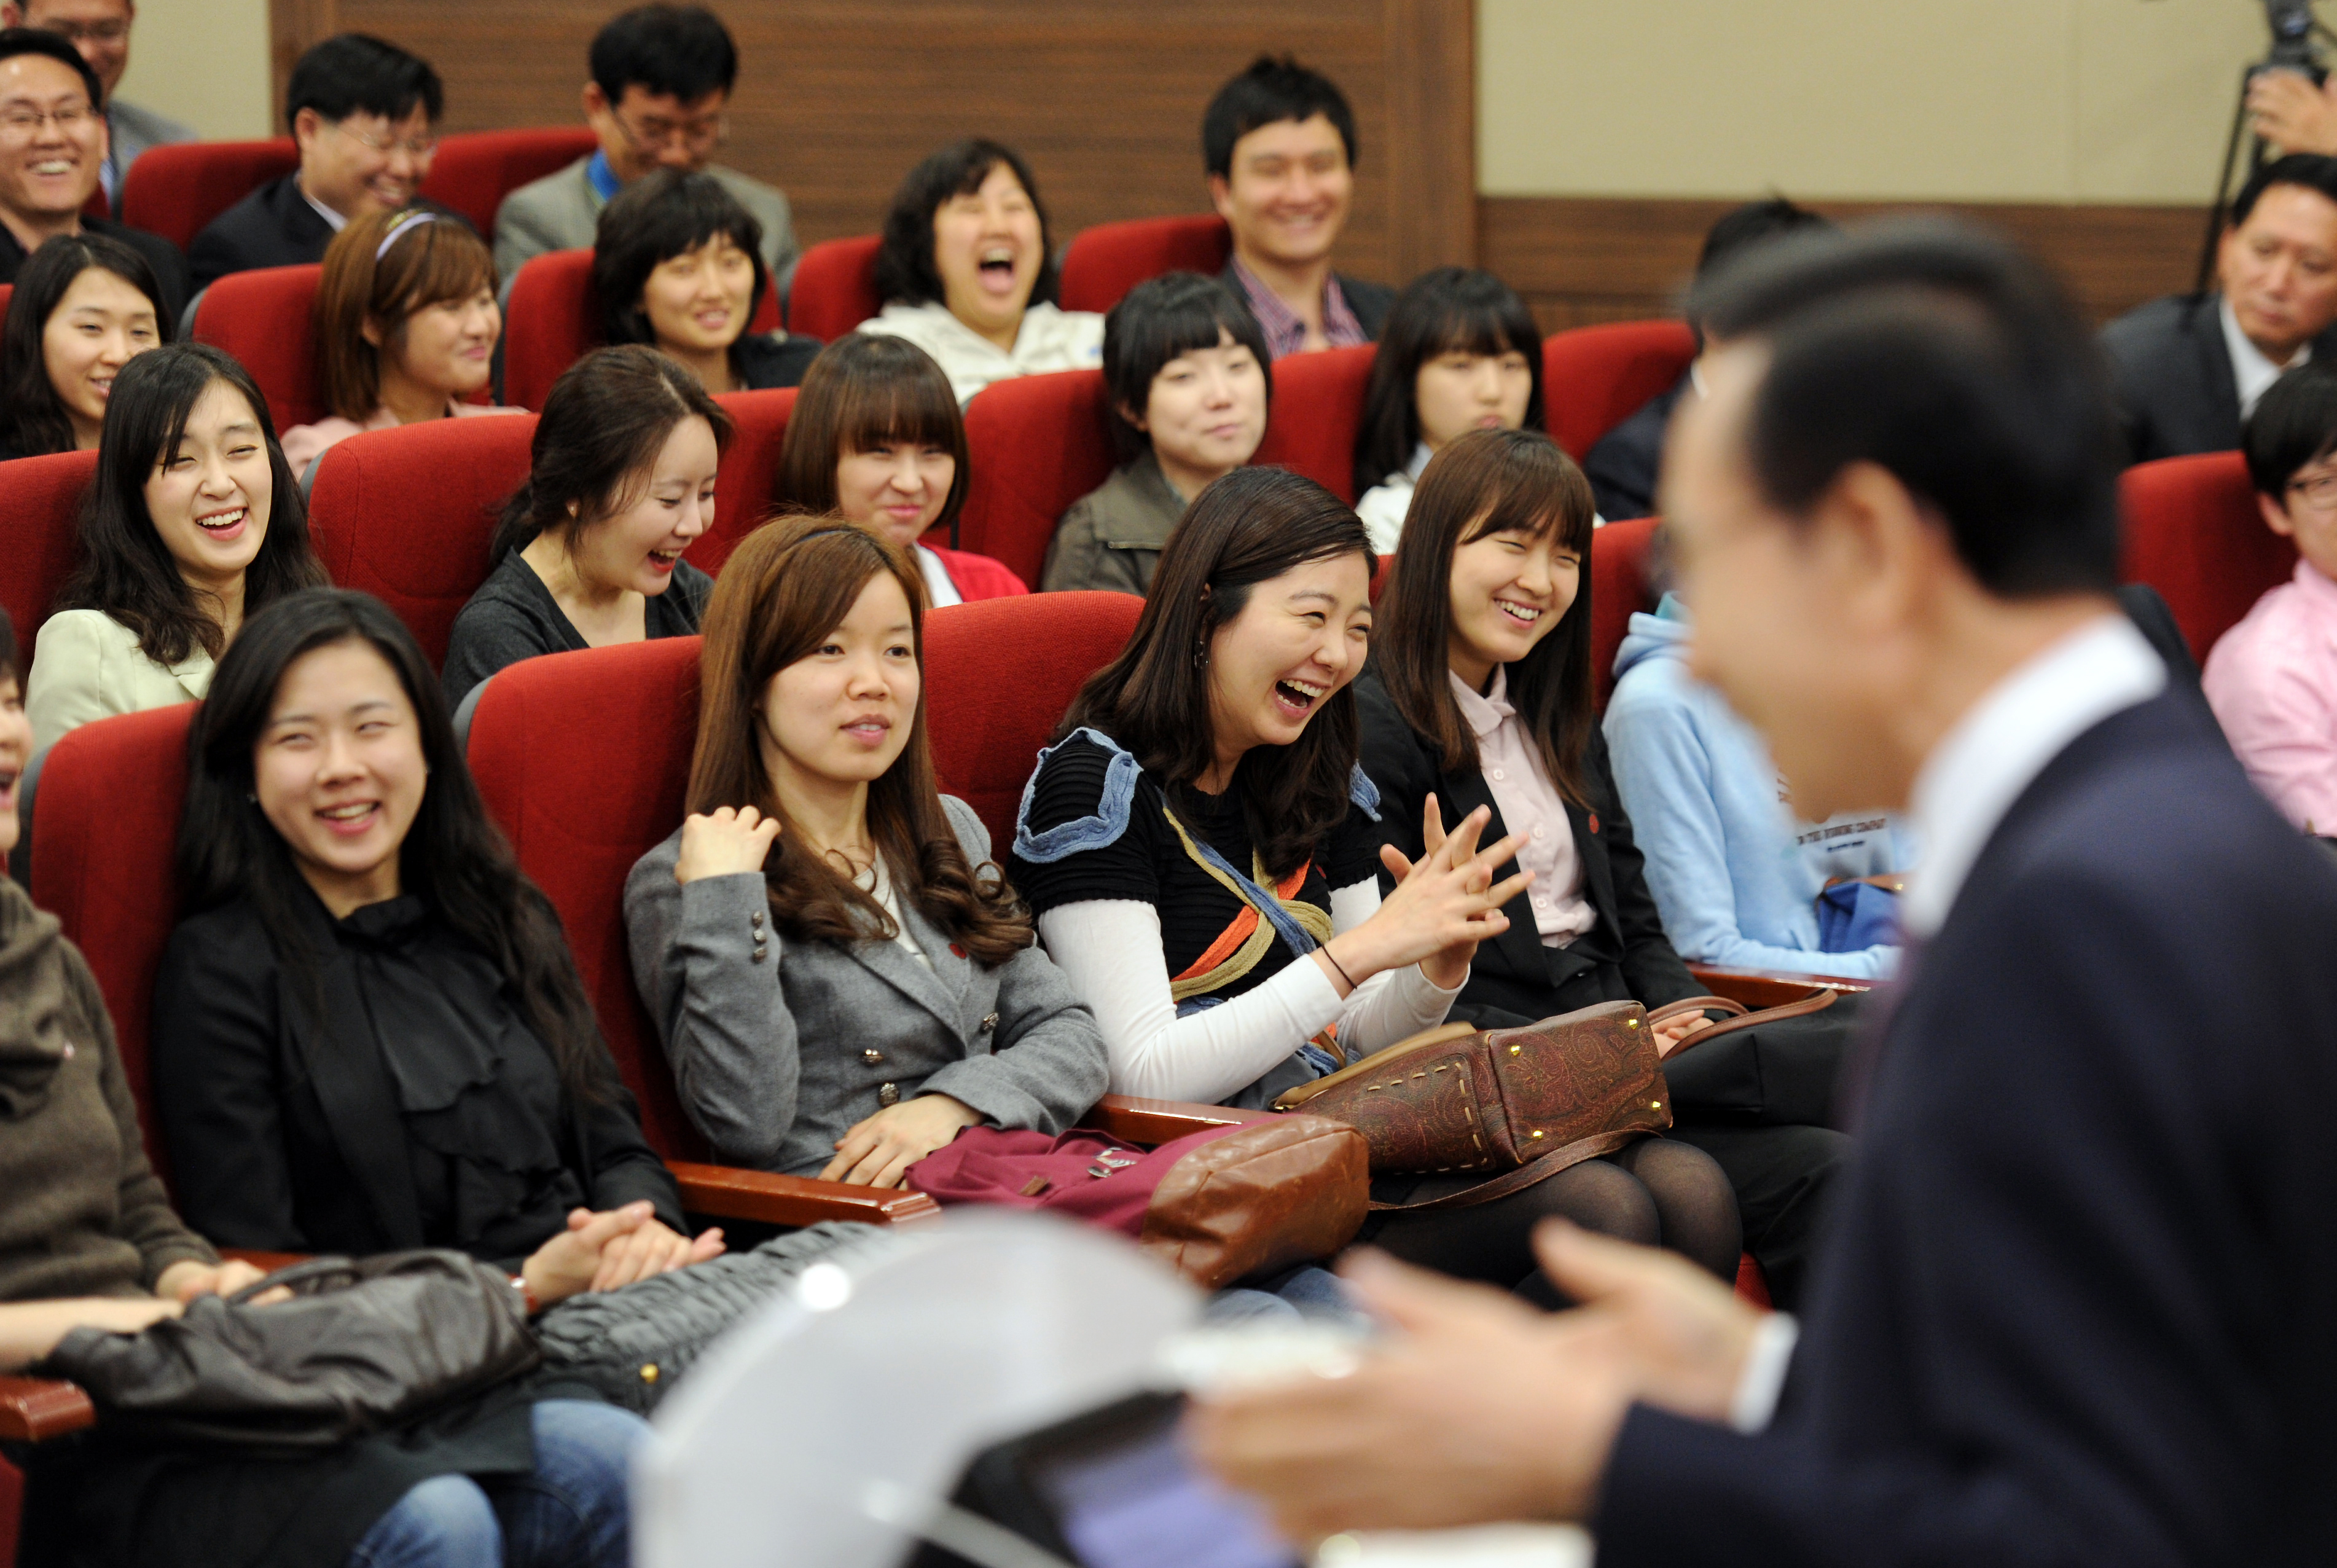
[2221,294,2307,421]
[301,184,350,234]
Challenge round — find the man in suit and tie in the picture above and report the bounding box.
[1193,222,2337,1565]
[2101,154,2337,465]
[0,0,194,206]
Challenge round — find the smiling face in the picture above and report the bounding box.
[144,377,272,601]
[43,263,157,447]
[373,283,498,402]
[1413,347,1534,453]
[568,413,719,597]
[1445,519,1581,692]
[588,82,726,184]
[0,52,101,225]
[0,665,28,856]
[834,439,955,551]
[640,234,754,358]
[2219,182,2337,364]
[931,161,1043,344]
[1204,552,1374,770]
[758,570,920,801]
[294,103,434,222]
[1137,327,1267,496]
[1210,114,1353,272]
[252,637,426,917]
[12,1,134,100]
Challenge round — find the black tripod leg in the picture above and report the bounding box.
[2199,67,2260,295]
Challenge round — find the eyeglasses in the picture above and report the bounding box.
[332,120,438,160]
[611,107,726,153]
[38,20,127,44]
[0,103,93,138]
[2287,472,2337,512]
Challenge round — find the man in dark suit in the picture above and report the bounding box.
[1194,223,2337,1565]
[2101,154,2337,465]
[187,34,441,291]
[1203,57,1392,358]
[0,28,182,319]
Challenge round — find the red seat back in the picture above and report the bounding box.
[190,264,324,433]
[2119,450,2296,665]
[1254,343,1376,502]
[501,248,782,412]
[1543,320,1698,461]
[307,415,539,669]
[420,127,600,241]
[1058,215,1232,314]
[0,283,14,328]
[707,386,796,571]
[1591,517,1661,713]
[0,450,97,667]
[29,703,195,1188]
[786,235,882,339]
[958,370,1117,588]
[120,139,300,253]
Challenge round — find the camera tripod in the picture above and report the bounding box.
[2196,2,2337,291]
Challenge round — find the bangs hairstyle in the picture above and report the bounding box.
[1355,267,1544,495]
[315,208,497,423]
[2245,361,2337,497]
[1059,466,1372,879]
[1102,272,1273,463]
[775,334,968,546]
[594,169,769,353]
[179,588,611,1100]
[687,515,1035,963]
[493,344,733,563]
[0,231,170,460]
[1375,429,1599,808]
[61,343,327,667]
[874,138,1061,310]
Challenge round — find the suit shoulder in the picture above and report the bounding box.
[939,794,993,861]
[2098,293,2202,359]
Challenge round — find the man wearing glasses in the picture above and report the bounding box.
[0,27,183,316]
[495,4,797,294]
[0,0,194,206]
[188,33,441,291]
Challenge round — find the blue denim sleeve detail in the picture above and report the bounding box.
[1348,763,1382,822]
[1014,727,1143,863]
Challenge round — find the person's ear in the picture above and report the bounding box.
[1809,460,1936,645]
[1117,398,1149,435]
[292,106,321,152]
[582,81,608,120]
[359,313,386,350]
[2260,488,2301,539]
[1207,174,1236,224]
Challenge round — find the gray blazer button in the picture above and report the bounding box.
[750,946,767,963]
[751,910,765,927]
[980,1012,1000,1033]
[878,1083,900,1107]
[862,1048,885,1064]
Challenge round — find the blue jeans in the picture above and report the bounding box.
[346,1400,648,1568]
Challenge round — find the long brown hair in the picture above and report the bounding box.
[315,208,496,422]
[1374,428,1599,806]
[1057,466,1372,880]
[686,514,1034,963]
[775,334,969,546]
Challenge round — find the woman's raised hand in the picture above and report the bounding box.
[1320,796,1530,992]
[675,804,782,885]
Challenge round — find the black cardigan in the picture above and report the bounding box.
[1353,665,1704,1026]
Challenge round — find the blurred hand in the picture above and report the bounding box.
[581,1212,726,1294]
[675,805,781,885]
[522,1201,724,1307]
[2249,69,2337,156]
[1652,1011,1715,1058]
[155,1258,282,1304]
[821,1094,984,1188]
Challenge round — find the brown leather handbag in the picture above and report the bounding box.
[1273,991,1834,1212]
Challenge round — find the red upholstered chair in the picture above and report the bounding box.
[119,139,299,253]
[707,387,796,571]
[0,450,98,669]
[1590,516,1660,714]
[2119,450,2295,667]
[501,248,782,412]
[189,264,325,433]
[419,127,600,238]
[305,414,539,669]
[1058,214,1232,314]
[958,369,1117,588]
[1253,343,1376,502]
[786,234,882,339]
[1542,319,1698,461]
[0,283,14,328]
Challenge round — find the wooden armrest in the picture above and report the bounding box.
[1086,1094,1276,1145]
[220,1249,309,1274]
[671,1161,941,1228]
[0,1374,95,1442]
[1688,963,1871,1012]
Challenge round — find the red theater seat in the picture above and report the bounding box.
[502,248,781,412]
[2119,450,2295,667]
[1253,343,1376,502]
[190,264,324,433]
[0,450,98,668]
[1543,319,1698,462]
[958,370,1117,588]
[707,386,795,570]
[1591,516,1660,713]
[306,415,539,669]
[120,139,300,253]
[1058,214,1232,314]
[0,284,13,328]
[420,127,600,239]
[786,234,881,339]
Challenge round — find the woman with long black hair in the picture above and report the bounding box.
[0,229,168,460]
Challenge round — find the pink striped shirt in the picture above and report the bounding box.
[2203,557,2337,833]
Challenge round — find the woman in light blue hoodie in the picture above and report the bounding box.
[1604,591,1914,979]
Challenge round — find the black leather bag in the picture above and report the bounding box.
[46,1250,540,1450]
[1659,988,1866,1127]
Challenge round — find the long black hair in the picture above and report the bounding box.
[1058,466,1372,879]
[0,232,169,459]
[57,343,326,667]
[1353,267,1544,495]
[178,587,611,1098]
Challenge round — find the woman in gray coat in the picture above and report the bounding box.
[625,515,1108,1183]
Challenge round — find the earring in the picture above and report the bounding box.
[1192,633,1208,668]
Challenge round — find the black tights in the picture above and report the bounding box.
[1359,1137,1742,1301]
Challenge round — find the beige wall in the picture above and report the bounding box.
[1481,0,2273,204]
[116,0,273,140]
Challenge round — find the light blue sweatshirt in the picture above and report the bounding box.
[1603,597,1913,979]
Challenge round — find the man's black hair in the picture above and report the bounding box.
[1691,219,2123,598]
[590,4,738,107]
[2245,361,2337,498]
[1698,197,1834,279]
[2230,152,2337,228]
[1202,55,1358,180]
[284,33,442,135]
[0,26,102,114]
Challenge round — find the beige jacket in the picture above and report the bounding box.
[26,609,213,753]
